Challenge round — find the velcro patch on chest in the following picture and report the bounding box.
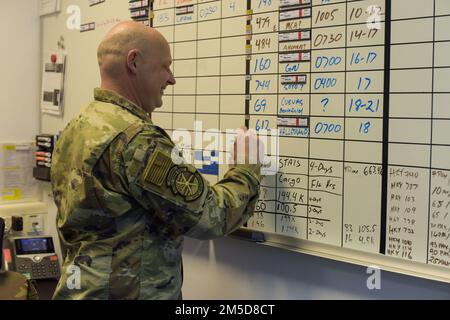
[142,150,173,187]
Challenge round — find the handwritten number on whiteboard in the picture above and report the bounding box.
[359,121,371,134]
[357,77,372,91]
[258,0,272,8]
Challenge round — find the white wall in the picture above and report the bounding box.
[182,237,450,299]
[0,1,59,256]
[0,0,40,142]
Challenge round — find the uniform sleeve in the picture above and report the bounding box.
[123,129,262,240]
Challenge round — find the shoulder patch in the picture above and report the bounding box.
[142,150,173,186]
[166,166,204,202]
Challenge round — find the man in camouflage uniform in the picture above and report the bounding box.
[51,21,262,299]
[0,272,39,300]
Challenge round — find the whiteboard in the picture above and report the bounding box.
[151,0,450,283]
[41,0,450,283]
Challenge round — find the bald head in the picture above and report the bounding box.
[97,21,175,113]
[97,21,167,74]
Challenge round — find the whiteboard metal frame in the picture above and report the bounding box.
[231,229,450,284]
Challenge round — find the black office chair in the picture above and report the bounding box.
[0,217,39,300]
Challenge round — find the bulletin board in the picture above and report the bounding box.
[41,0,450,283]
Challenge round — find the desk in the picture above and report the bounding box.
[32,279,58,300]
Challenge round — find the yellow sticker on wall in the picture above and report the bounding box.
[2,188,22,201]
[2,145,16,151]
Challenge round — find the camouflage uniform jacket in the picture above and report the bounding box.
[0,272,39,300]
[51,88,261,300]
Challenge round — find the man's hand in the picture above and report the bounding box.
[232,126,265,165]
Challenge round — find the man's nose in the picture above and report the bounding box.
[168,75,176,85]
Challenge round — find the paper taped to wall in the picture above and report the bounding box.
[0,143,39,203]
[39,0,61,17]
[41,52,66,116]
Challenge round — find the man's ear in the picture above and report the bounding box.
[126,49,140,75]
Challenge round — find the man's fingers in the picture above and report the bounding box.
[232,127,266,165]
